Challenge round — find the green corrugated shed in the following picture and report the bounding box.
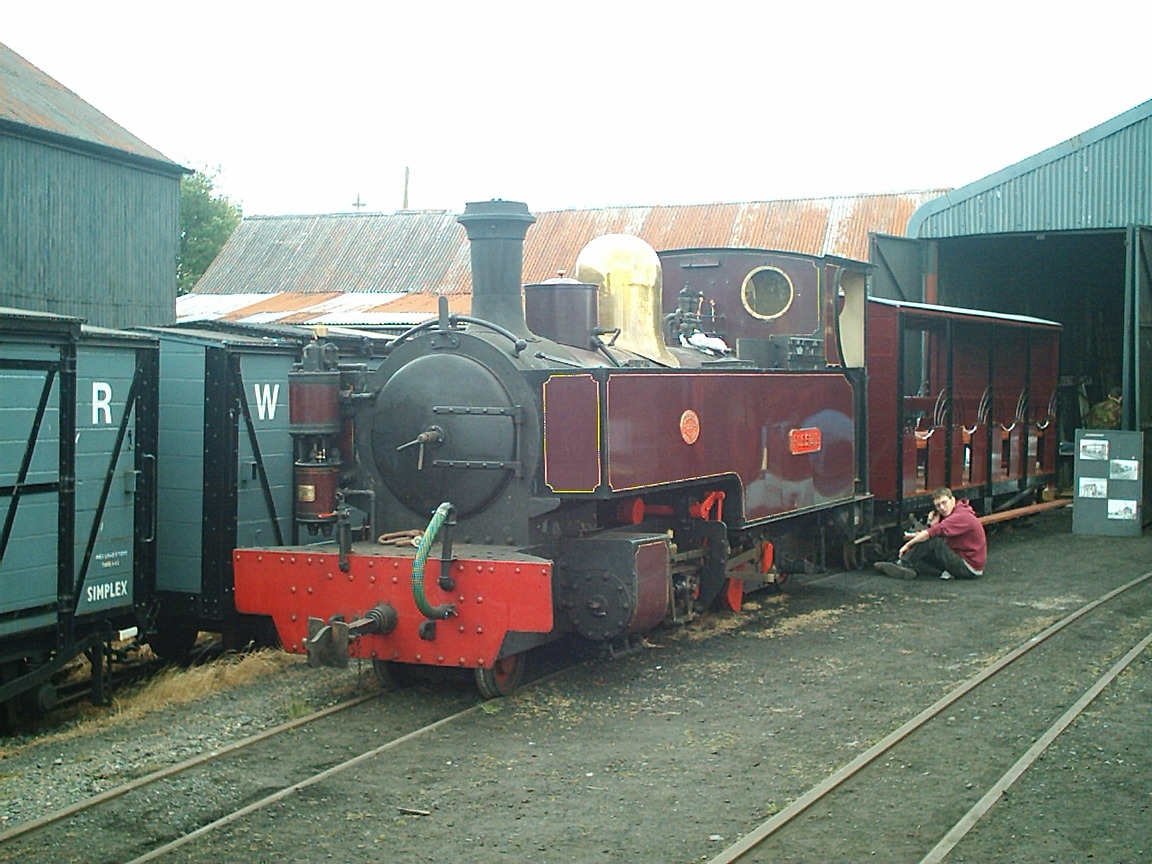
[908,99,1152,238]
[0,42,186,329]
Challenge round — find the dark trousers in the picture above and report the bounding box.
[902,536,981,579]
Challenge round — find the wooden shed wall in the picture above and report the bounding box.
[1,134,179,329]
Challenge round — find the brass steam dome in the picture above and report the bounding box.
[573,234,679,367]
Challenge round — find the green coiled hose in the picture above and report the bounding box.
[412,502,456,620]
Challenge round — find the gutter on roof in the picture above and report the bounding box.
[0,118,188,178]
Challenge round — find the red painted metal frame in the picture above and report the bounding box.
[233,544,552,669]
[866,301,902,501]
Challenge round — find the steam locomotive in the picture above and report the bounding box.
[233,200,1062,696]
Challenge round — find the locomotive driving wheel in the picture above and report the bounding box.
[372,660,417,690]
[475,653,525,698]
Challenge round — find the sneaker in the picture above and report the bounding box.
[875,561,918,580]
[940,570,954,580]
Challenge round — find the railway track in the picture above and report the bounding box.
[0,683,475,863]
[0,647,582,864]
[707,570,1152,863]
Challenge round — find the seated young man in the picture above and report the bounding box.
[876,487,986,580]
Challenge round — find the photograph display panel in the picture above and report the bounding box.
[1073,430,1143,536]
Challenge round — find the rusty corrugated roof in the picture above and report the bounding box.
[0,42,178,167]
[194,191,946,300]
[180,192,949,326]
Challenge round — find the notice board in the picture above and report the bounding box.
[1072,429,1143,536]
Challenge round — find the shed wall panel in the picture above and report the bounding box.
[1,135,179,328]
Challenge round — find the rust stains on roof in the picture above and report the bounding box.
[375,293,470,314]
[175,291,467,327]
[520,195,948,282]
[0,42,178,167]
[195,191,946,301]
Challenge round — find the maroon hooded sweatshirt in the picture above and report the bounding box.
[927,498,986,572]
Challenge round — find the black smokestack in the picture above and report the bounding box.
[456,200,536,337]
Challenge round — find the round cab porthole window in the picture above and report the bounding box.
[741,266,794,320]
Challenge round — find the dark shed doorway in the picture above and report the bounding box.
[872,228,1151,508]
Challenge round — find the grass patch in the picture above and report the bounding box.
[285,698,315,719]
[0,649,299,755]
[126,649,297,713]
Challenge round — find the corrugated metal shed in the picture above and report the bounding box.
[0,42,179,169]
[193,210,470,295]
[194,190,945,301]
[908,99,1152,238]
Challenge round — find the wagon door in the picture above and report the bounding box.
[951,321,993,491]
[155,338,208,598]
[72,338,156,620]
[0,333,70,637]
[231,351,294,551]
[989,324,1030,487]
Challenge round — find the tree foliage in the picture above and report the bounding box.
[177,169,242,295]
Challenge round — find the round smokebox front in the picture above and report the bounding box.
[372,352,517,519]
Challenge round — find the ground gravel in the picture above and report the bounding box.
[0,658,375,833]
[1,507,1149,863]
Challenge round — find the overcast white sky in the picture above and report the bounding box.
[6,1,1151,216]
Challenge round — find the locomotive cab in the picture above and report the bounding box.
[658,247,868,374]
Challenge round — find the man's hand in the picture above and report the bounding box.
[899,528,930,558]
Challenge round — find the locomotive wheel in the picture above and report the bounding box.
[372,660,417,690]
[474,653,525,699]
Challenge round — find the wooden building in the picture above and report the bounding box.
[0,43,185,328]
